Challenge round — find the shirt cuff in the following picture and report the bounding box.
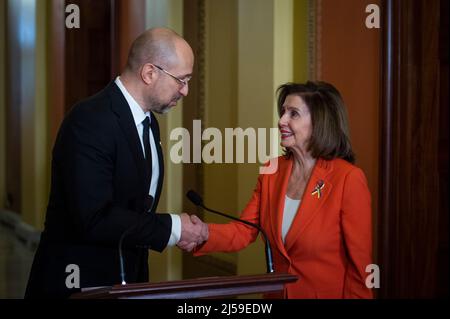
[167,214,181,246]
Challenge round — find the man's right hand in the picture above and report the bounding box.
[179,213,208,252]
[177,213,209,251]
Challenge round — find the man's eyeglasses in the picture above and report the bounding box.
[151,64,191,87]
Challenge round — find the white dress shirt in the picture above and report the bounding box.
[115,77,181,246]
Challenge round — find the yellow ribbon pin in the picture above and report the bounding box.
[311,180,325,199]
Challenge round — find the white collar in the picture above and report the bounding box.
[115,76,151,126]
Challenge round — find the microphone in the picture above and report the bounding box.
[186,190,275,273]
[118,196,156,285]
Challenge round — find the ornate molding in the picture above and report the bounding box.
[308,0,322,81]
[197,0,206,196]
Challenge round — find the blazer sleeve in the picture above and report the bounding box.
[57,109,171,251]
[341,167,374,298]
[194,174,264,255]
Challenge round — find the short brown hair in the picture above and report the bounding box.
[276,81,355,163]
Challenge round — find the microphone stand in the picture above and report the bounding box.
[118,198,156,285]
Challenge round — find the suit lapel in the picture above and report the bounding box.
[267,157,292,261]
[108,82,148,197]
[150,112,164,206]
[284,158,334,252]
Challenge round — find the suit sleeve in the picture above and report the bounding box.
[341,167,374,298]
[57,110,171,252]
[193,174,263,255]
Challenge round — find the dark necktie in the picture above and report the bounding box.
[142,116,153,182]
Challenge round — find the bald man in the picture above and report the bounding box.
[25,28,205,298]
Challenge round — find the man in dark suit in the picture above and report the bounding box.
[25,28,206,298]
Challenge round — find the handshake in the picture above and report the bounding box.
[177,213,209,252]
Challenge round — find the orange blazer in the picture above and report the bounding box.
[194,156,373,299]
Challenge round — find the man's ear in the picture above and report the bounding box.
[141,63,155,85]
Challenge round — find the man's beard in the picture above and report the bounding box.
[153,103,172,114]
[157,105,171,114]
[149,95,181,114]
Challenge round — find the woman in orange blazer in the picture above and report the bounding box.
[184,81,373,299]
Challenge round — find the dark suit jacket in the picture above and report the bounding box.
[25,82,172,298]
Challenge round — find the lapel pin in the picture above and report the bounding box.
[311,180,325,199]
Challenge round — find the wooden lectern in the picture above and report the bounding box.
[71,273,297,299]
